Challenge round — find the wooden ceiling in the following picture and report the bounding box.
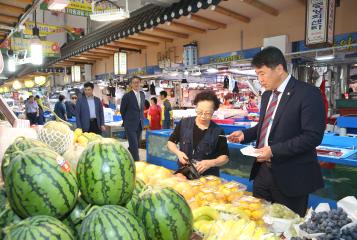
[0,0,32,42]
[49,0,304,69]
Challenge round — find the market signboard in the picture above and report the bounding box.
[41,0,112,17]
[11,38,60,58]
[198,47,261,65]
[305,0,336,48]
[24,22,64,36]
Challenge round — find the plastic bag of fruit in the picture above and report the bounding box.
[263,203,300,233]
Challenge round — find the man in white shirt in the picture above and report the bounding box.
[120,77,145,161]
[228,47,325,217]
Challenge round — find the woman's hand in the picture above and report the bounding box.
[195,160,214,174]
[177,151,189,165]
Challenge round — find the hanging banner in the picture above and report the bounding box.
[198,47,261,65]
[24,22,64,36]
[41,0,113,17]
[11,38,60,57]
[305,0,336,48]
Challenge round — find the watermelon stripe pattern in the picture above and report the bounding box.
[1,137,49,182]
[5,148,78,219]
[4,215,74,240]
[77,140,135,205]
[137,187,193,240]
[80,205,146,240]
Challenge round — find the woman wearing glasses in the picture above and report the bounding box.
[167,91,229,177]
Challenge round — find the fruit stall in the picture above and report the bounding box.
[146,129,357,208]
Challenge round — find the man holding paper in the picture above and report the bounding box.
[228,47,325,216]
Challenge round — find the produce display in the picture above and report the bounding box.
[0,123,355,240]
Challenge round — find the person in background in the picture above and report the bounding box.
[144,99,150,119]
[160,90,172,129]
[247,95,259,113]
[76,82,105,134]
[65,95,77,119]
[25,95,39,125]
[228,47,325,217]
[120,76,145,161]
[148,97,161,130]
[34,95,45,125]
[167,91,229,177]
[54,95,67,121]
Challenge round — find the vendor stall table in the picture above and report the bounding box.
[146,128,357,209]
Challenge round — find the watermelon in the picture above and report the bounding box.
[5,147,78,219]
[77,139,135,205]
[0,204,22,239]
[80,205,146,240]
[126,193,140,216]
[63,197,89,237]
[134,178,146,195]
[3,215,74,240]
[0,183,6,209]
[1,137,49,182]
[136,187,193,240]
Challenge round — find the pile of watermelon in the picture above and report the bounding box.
[0,136,193,239]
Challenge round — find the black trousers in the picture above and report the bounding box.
[26,112,37,125]
[253,163,308,217]
[87,119,102,135]
[125,125,142,161]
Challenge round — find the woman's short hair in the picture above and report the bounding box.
[151,97,157,104]
[59,95,65,102]
[193,91,220,111]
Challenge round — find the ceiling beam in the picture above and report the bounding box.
[0,15,18,25]
[240,0,279,16]
[297,0,306,4]
[188,14,226,29]
[98,45,118,51]
[80,52,111,58]
[88,49,114,55]
[135,32,174,42]
[212,6,250,23]
[167,21,206,33]
[76,55,103,60]
[0,3,25,15]
[15,0,33,4]
[151,28,189,38]
[67,58,96,64]
[110,41,147,49]
[124,36,160,45]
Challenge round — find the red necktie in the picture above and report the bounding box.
[257,91,280,148]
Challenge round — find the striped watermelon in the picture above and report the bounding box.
[134,178,146,195]
[0,204,22,239]
[80,205,146,240]
[63,197,89,237]
[3,215,74,240]
[125,193,140,216]
[0,183,6,209]
[1,137,49,182]
[5,147,78,219]
[136,187,193,240]
[77,139,135,205]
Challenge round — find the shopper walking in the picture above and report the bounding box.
[25,95,39,125]
[148,97,161,130]
[65,95,77,119]
[75,82,105,134]
[54,95,67,121]
[34,95,45,125]
[228,47,325,217]
[160,90,172,129]
[120,76,145,161]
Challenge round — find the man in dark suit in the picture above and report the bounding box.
[120,76,145,161]
[228,47,325,216]
[76,82,105,134]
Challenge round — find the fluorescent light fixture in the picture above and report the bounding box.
[315,54,335,61]
[8,58,16,72]
[31,36,43,65]
[228,68,256,76]
[169,71,179,77]
[191,70,202,76]
[48,0,69,10]
[34,76,46,86]
[13,80,23,90]
[24,80,35,88]
[206,67,219,74]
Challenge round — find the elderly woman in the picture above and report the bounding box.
[167,91,229,177]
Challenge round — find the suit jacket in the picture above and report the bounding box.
[242,76,325,197]
[120,90,145,131]
[75,95,104,132]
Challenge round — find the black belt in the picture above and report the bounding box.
[90,118,97,122]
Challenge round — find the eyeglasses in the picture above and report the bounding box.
[195,109,214,118]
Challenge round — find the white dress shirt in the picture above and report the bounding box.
[264,74,291,147]
[133,90,141,108]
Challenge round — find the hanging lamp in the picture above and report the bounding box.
[90,0,129,22]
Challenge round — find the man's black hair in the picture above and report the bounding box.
[252,46,287,72]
